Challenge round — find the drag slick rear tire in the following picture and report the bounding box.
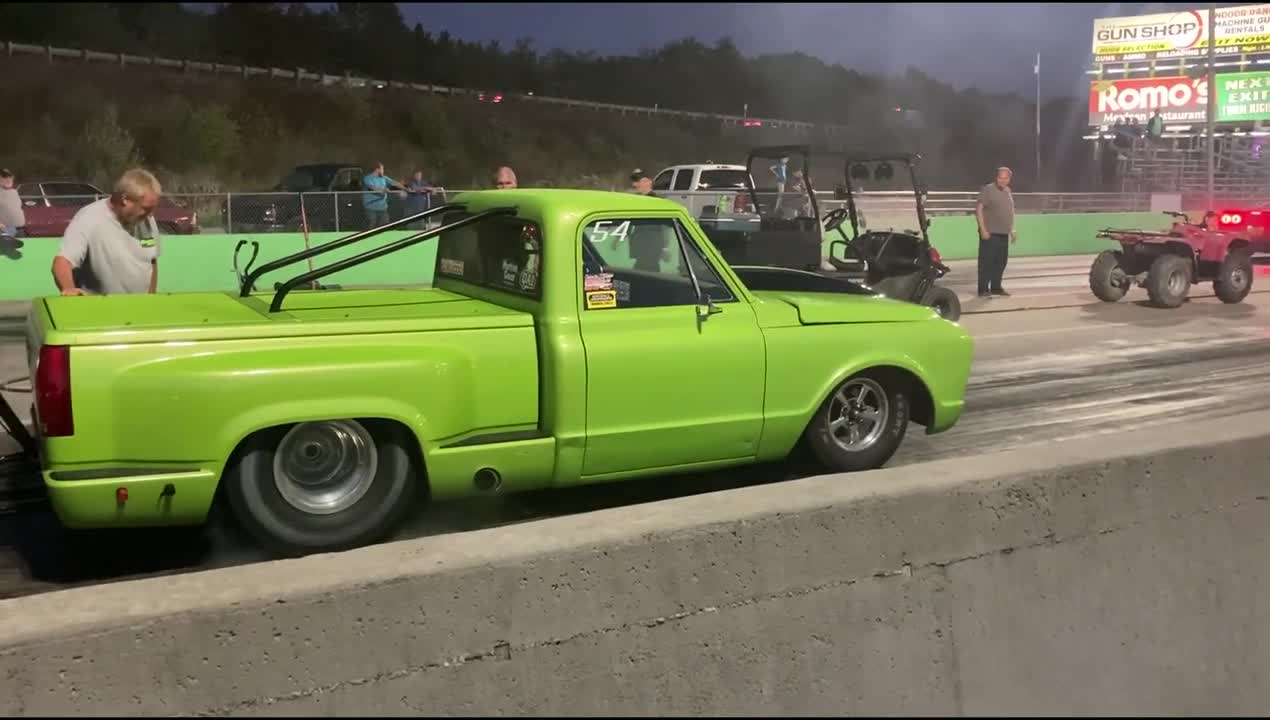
[224,418,417,557]
[804,372,909,473]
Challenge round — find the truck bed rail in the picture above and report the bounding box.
[269,206,519,313]
[240,202,466,296]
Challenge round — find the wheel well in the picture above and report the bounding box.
[857,365,934,428]
[213,417,431,509]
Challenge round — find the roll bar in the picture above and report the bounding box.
[268,206,518,313]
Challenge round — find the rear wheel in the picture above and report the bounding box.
[224,418,419,557]
[1089,250,1130,302]
[1214,250,1254,304]
[921,285,961,321]
[804,372,909,473]
[1145,254,1191,308]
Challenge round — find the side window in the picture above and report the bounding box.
[672,170,694,191]
[652,170,673,192]
[580,217,735,310]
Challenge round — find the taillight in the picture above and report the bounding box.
[1221,212,1244,225]
[929,247,943,264]
[35,344,73,437]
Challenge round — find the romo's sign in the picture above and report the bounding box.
[1093,4,1270,61]
[1088,76,1209,126]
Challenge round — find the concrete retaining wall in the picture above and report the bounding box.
[0,212,1170,302]
[1,412,1267,715]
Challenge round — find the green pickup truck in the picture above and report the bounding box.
[22,189,973,556]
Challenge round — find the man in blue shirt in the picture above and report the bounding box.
[361,163,406,229]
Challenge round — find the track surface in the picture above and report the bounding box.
[4,255,1270,599]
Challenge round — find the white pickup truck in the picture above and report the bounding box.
[650,163,757,221]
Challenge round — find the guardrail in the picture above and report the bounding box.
[11,189,1155,237]
[1,39,846,134]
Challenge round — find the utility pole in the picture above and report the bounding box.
[1035,52,1041,188]
[1207,2,1217,210]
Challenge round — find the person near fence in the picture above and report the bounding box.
[51,168,162,296]
[405,169,442,229]
[361,162,406,229]
[0,169,25,249]
[975,166,1016,298]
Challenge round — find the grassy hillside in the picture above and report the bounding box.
[0,56,815,193]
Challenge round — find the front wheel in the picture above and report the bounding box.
[1214,250,1254,304]
[224,418,419,557]
[803,372,910,473]
[1089,250,1130,302]
[921,285,961,321]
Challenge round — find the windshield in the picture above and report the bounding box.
[842,160,923,236]
[697,169,750,190]
[747,153,813,221]
[434,212,543,300]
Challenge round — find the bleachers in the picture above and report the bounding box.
[1117,134,1270,199]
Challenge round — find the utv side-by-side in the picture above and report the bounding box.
[701,145,961,321]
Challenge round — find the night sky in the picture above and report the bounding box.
[391,2,1245,100]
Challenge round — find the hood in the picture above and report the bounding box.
[754,290,939,325]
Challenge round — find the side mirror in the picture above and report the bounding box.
[696,292,723,328]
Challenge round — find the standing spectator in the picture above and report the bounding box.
[405,168,443,229]
[629,169,655,196]
[361,162,406,229]
[0,169,25,250]
[974,166,1016,298]
[1147,110,1165,142]
[493,166,517,189]
[51,168,163,296]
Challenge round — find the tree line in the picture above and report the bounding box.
[0,2,1097,190]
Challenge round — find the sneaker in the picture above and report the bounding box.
[991,288,1011,297]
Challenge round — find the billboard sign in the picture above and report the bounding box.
[1093,4,1270,62]
[1088,76,1209,126]
[1215,70,1270,122]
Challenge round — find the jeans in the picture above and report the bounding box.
[365,209,390,229]
[977,233,1010,294]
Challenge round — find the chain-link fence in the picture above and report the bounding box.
[12,188,1157,238]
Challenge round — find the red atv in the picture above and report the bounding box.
[1089,210,1254,308]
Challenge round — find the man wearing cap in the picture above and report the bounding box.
[630,169,657,197]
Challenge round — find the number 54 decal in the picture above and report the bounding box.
[590,220,632,244]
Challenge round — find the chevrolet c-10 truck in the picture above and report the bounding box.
[21,189,973,557]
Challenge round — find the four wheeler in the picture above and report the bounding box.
[704,145,960,321]
[1089,210,1254,309]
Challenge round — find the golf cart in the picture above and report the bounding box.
[1090,210,1253,308]
[820,153,959,320]
[709,146,959,321]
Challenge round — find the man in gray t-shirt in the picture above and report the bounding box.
[52,169,163,296]
[975,166,1016,297]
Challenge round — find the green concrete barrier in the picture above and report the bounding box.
[0,212,1170,302]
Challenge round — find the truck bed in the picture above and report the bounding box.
[36,288,533,345]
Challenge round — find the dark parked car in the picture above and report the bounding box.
[220,164,410,233]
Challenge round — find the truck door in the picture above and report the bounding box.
[577,215,765,477]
